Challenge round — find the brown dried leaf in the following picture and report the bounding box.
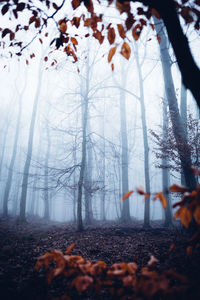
[169,184,188,193]
[120,42,131,60]
[121,190,133,201]
[107,27,115,45]
[108,47,116,63]
[117,24,126,39]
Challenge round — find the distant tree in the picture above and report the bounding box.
[150,113,200,181]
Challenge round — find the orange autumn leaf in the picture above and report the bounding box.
[107,27,115,45]
[169,184,188,193]
[72,275,93,293]
[108,47,116,63]
[111,63,114,71]
[153,192,167,209]
[60,22,67,33]
[117,24,126,39]
[65,243,76,255]
[71,37,78,45]
[193,206,200,225]
[174,206,192,228]
[121,190,133,201]
[120,42,131,60]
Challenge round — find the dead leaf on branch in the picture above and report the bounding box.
[108,47,116,63]
[120,42,131,60]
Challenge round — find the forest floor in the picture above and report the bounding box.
[0,217,200,300]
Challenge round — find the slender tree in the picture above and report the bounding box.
[154,17,196,190]
[134,42,151,227]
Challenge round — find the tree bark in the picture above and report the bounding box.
[43,120,51,221]
[134,42,151,227]
[119,66,131,223]
[162,98,172,227]
[154,17,196,190]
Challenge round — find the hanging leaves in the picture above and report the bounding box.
[107,27,115,45]
[121,190,133,201]
[108,47,116,63]
[120,42,131,60]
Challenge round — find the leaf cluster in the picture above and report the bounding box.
[35,243,188,299]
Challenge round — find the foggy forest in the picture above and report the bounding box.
[0,0,200,299]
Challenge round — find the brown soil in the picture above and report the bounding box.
[0,217,200,300]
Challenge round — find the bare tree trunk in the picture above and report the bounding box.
[118,64,131,223]
[19,60,43,222]
[77,94,88,231]
[162,98,172,227]
[154,17,196,190]
[134,43,151,228]
[2,94,22,217]
[43,120,51,221]
[84,114,93,224]
[100,113,106,221]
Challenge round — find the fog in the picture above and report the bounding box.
[0,1,199,227]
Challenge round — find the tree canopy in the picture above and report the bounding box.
[1,0,200,107]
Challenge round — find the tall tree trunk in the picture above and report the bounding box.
[100,110,106,221]
[180,83,187,186]
[154,17,196,190]
[43,120,51,221]
[77,57,90,231]
[77,95,88,231]
[19,60,43,222]
[84,136,93,225]
[162,98,172,227]
[2,95,22,217]
[118,65,131,223]
[134,43,151,228]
